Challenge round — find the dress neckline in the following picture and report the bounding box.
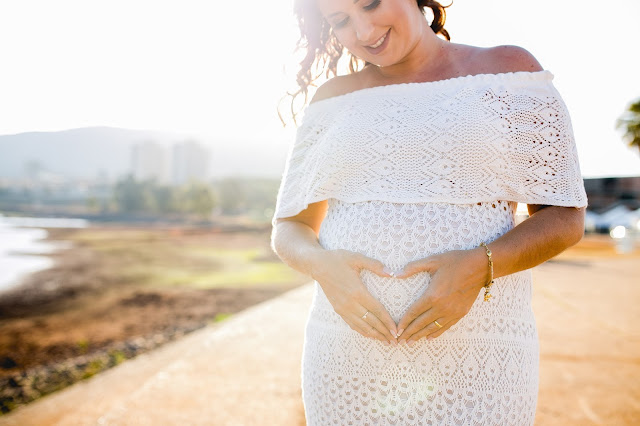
[306,70,554,111]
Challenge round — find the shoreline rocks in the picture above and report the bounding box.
[0,322,206,415]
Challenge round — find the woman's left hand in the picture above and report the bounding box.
[394,247,490,345]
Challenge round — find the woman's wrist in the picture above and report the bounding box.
[468,246,493,292]
[303,246,330,282]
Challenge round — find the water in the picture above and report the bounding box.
[0,214,89,293]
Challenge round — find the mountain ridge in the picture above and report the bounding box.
[0,126,286,180]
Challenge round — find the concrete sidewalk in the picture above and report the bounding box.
[0,284,313,426]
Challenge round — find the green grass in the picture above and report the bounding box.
[65,228,307,290]
[76,339,90,354]
[212,313,232,323]
[109,349,128,365]
[81,359,105,380]
[128,260,298,289]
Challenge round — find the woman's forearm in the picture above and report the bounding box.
[270,220,326,280]
[272,205,585,289]
[468,206,586,284]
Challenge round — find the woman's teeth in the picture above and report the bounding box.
[369,33,387,48]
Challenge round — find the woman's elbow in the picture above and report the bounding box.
[270,224,282,256]
[566,207,586,247]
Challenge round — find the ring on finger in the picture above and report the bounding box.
[362,310,370,320]
[433,319,443,328]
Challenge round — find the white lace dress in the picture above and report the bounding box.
[271,71,588,425]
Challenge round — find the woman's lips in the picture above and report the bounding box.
[365,29,390,55]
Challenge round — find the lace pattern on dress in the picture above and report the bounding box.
[272,70,587,226]
[302,198,539,425]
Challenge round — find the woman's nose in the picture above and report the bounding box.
[354,18,375,43]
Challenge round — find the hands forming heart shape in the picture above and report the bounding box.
[310,247,491,346]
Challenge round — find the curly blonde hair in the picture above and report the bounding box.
[277,0,452,126]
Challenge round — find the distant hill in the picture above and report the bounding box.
[0,126,190,181]
[0,126,288,181]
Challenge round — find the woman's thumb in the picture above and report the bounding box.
[356,254,395,277]
[394,256,435,279]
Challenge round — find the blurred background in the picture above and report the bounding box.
[0,0,638,424]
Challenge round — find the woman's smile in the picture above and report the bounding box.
[365,28,390,54]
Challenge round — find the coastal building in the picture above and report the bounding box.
[582,176,640,233]
[583,176,640,211]
[131,141,169,184]
[172,141,211,186]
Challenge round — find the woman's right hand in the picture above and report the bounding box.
[310,249,399,345]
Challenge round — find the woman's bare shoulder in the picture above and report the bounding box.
[474,44,544,73]
[309,72,367,105]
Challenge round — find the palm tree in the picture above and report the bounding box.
[616,98,640,154]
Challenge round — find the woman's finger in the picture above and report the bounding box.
[393,256,437,279]
[397,295,435,338]
[405,317,450,346]
[361,309,398,345]
[358,290,399,341]
[397,307,438,342]
[347,252,400,339]
[354,253,395,278]
[425,317,461,340]
[350,313,390,344]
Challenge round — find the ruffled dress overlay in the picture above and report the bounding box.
[272,71,588,425]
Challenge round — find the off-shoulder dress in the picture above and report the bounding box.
[271,70,588,425]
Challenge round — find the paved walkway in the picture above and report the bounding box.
[532,256,640,425]
[2,255,639,425]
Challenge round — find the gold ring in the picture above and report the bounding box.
[362,311,369,320]
[433,320,443,328]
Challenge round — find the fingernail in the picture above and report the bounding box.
[407,339,414,347]
[399,339,406,345]
[397,328,404,336]
[427,336,434,341]
[383,340,390,346]
[382,266,393,276]
[390,329,397,338]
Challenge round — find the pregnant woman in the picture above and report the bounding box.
[271,0,588,424]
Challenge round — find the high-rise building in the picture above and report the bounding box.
[172,140,211,185]
[131,141,169,184]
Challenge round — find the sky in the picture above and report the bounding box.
[0,0,638,178]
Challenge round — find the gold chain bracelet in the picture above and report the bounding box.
[478,242,495,302]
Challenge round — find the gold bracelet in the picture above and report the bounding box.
[478,242,495,302]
